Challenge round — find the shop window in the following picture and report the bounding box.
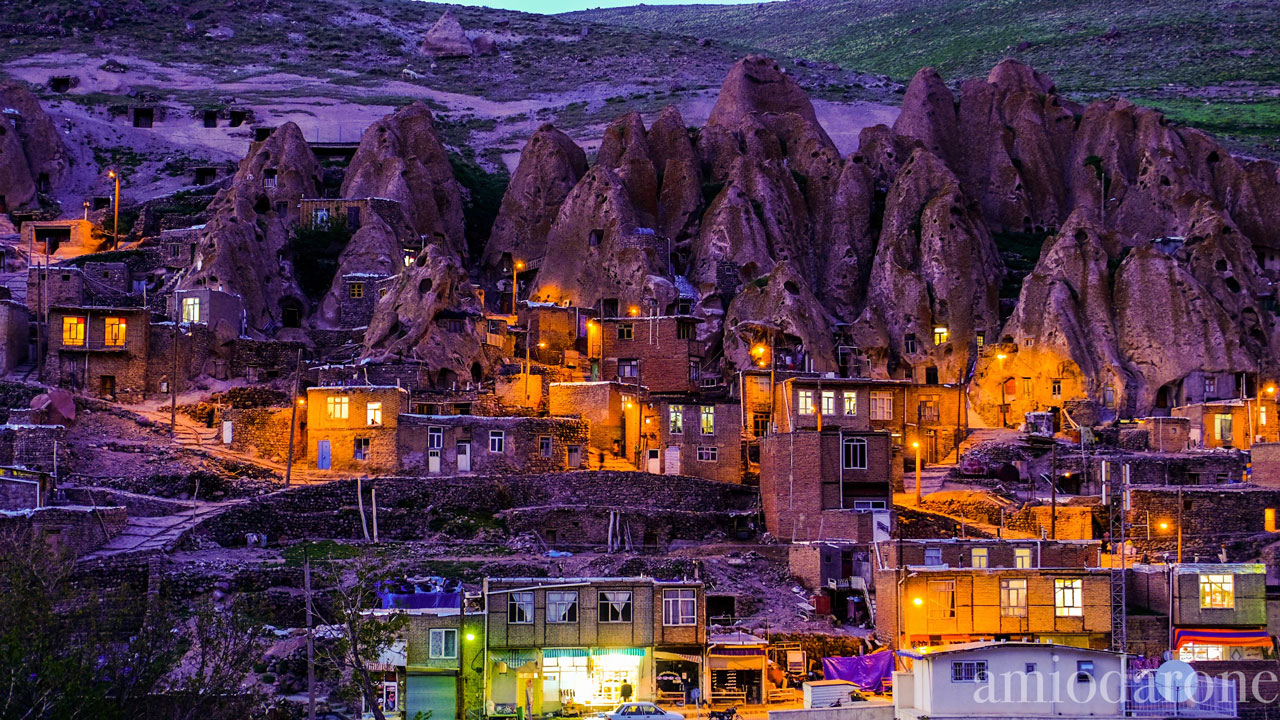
[1199,574,1234,609]
[599,591,633,623]
[842,437,867,470]
[669,405,684,434]
[662,589,696,626]
[547,591,578,623]
[1054,579,1083,617]
[62,316,85,346]
[104,317,127,346]
[366,402,382,426]
[428,628,457,659]
[508,592,533,624]
[489,430,505,453]
[353,437,370,461]
[1001,578,1028,617]
[326,396,349,420]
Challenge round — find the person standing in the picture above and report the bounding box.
[620,680,633,702]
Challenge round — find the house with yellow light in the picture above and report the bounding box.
[305,385,409,472]
[44,304,151,401]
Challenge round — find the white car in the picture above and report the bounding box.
[598,702,683,719]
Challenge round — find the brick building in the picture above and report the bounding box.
[517,301,592,360]
[44,305,150,401]
[483,576,705,713]
[0,424,64,474]
[759,429,895,542]
[0,299,28,375]
[20,219,95,256]
[647,395,743,482]
[306,385,409,472]
[397,414,589,476]
[0,505,127,558]
[873,538,1112,649]
[402,610,486,720]
[171,287,244,333]
[599,315,705,393]
[0,466,52,510]
[548,381,649,464]
[1126,485,1280,559]
[1173,398,1280,450]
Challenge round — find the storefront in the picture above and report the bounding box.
[654,649,702,706]
[707,632,768,705]
[488,647,651,715]
[1175,628,1274,662]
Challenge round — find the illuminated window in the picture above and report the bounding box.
[933,326,948,345]
[700,405,714,435]
[62,316,85,346]
[508,592,533,623]
[104,317,127,346]
[1001,578,1028,617]
[1054,579,1083,617]
[349,282,364,299]
[428,628,457,659]
[182,296,201,323]
[870,392,893,421]
[821,391,836,415]
[928,580,956,619]
[1015,548,1033,569]
[547,591,578,623]
[1262,406,1268,427]
[971,547,988,568]
[798,390,814,415]
[976,331,985,347]
[842,437,867,470]
[844,391,857,416]
[753,412,770,437]
[669,405,684,434]
[599,591,632,623]
[366,401,382,426]
[326,396,349,420]
[1199,574,1234,609]
[662,588,696,626]
[1215,414,1233,443]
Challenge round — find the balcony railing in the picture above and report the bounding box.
[60,338,131,352]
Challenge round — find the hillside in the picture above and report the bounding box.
[568,0,1280,157]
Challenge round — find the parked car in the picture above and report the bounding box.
[597,702,683,719]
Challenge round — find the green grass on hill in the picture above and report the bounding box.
[569,0,1280,156]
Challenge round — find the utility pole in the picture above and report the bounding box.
[109,169,121,248]
[285,348,303,487]
[170,306,179,437]
[1177,485,1184,564]
[305,554,316,720]
[913,441,922,505]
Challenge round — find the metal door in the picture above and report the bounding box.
[664,446,681,475]
[428,449,441,474]
[647,448,660,473]
[457,443,470,472]
[317,440,331,469]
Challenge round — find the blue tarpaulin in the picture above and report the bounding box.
[822,650,894,693]
[377,590,461,611]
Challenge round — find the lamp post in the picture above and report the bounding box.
[511,259,523,314]
[996,353,1008,428]
[912,440,922,505]
[107,169,121,247]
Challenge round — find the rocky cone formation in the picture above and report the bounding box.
[0,82,70,212]
[181,123,321,336]
[419,11,477,58]
[483,55,1280,418]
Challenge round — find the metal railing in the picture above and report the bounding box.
[1127,671,1237,718]
[59,338,131,352]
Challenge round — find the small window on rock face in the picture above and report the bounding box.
[589,229,603,246]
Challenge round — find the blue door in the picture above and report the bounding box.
[317,440,331,469]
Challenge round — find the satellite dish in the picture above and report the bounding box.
[1155,659,1197,703]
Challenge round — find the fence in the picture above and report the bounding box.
[1127,670,1237,718]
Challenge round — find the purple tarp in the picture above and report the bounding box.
[822,651,894,693]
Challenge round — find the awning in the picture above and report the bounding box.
[1174,628,1274,650]
[655,651,703,663]
[490,650,536,666]
[542,648,588,658]
[709,646,766,657]
[590,647,646,657]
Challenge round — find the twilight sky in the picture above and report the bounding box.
[441,0,780,12]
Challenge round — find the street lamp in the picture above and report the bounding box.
[107,169,121,247]
[912,440,922,505]
[511,260,524,314]
[1158,517,1183,563]
[995,354,1009,428]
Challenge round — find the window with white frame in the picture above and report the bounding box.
[508,592,533,624]
[1199,574,1234,609]
[669,404,684,434]
[326,395,349,420]
[697,446,718,462]
[852,500,887,510]
[427,426,443,449]
[662,588,697,626]
[1054,578,1083,617]
[798,390,815,415]
[701,405,715,434]
[971,547,988,569]
[489,430,505,453]
[928,580,956,619]
[1014,548,1033,569]
[870,392,893,420]
[1001,578,1028,617]
[428,628,457,659]
[924,547,942,566]
[547,591,578,623]
[598,591,633,623]
[366,401,382,426]
[951,661,987,683]
[820,391,836,415]
[842,437,867,470]
[181,296,201,323]
[618,358,638,378]
[844,391,857,416]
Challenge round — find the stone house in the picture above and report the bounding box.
[28,261,140,308]
[156,225,201,269]
[19,219,95,257]
[44,304,151,401]
[0,299,28,375]
[171,287,244,333]
[759,428,896,542]
[397,414,589,476]
[0,505,127,558]
[335,272,393,329]
[0,424,64,474]
[1172,397,1279,450]
[647,395,743,483]
[874,538,1113,650]
[598,315,706,393]
[548,381,650,463]
[517,301,592,365]
[1126,485,1280,558]
[0,466,52,510]
[306,385,409,472]
[483,576,705,713]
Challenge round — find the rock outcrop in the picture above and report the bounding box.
[0,82,70,212]
[340,102,466,260]
[419,11,475,58]
[182,123,321,335]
